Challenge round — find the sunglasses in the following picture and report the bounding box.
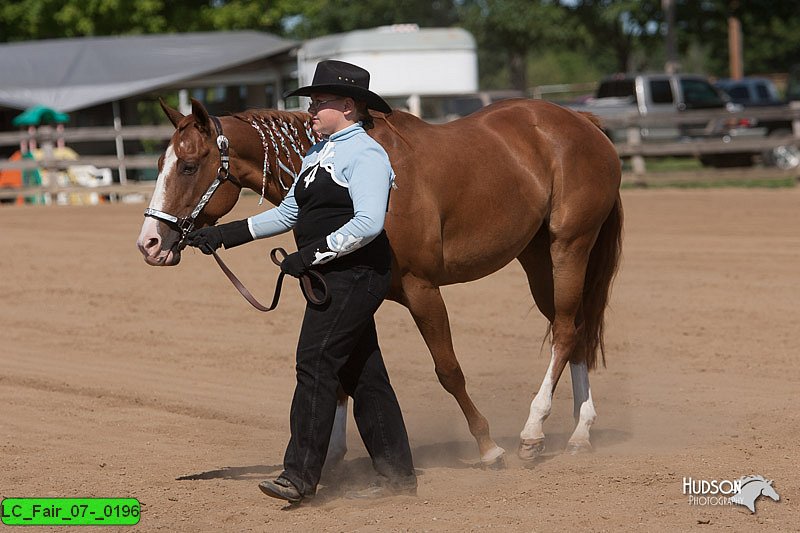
[307,97,343,112]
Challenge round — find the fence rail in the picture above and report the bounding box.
[0,182,155,201]
[2,105,800,197]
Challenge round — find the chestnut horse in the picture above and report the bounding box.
[137,98,622,467]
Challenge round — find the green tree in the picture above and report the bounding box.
[675,0,800,77]
[459,0,572,91]
[283,0,460,39]
[0,0,300,42]
[565,0,663,74]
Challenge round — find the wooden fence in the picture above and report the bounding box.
[601,102,800,185]
[2,104,800,201]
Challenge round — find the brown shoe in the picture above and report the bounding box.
[258,477,303,504]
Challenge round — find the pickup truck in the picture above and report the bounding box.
[714,77,800,169]
[567,73,753,166]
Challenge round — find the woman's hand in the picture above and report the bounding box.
[186,220,254,254]
[187,227,223,254]
[280,252,308,277]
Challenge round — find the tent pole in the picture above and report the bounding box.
[179,89,191,115]
[112,100,127,187]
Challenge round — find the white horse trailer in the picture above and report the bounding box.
[296,25,479,121]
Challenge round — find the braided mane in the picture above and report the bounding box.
[231,109,318,202]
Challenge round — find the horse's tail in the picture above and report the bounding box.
[579,193,623,370]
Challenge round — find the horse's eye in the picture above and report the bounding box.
[181,163,198,175]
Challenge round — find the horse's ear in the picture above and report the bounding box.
[190,98,212,134]
[159,98,184,128]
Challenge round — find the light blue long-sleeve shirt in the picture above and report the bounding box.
[247,123,394,262]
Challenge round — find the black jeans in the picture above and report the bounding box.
[280,264,415,496]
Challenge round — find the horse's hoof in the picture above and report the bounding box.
[518,438,545,461]
[565,440,592,455]
[480,446,506,470]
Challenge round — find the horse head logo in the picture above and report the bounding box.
[729,475,780,513]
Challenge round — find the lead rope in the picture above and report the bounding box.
[211,247,329,311]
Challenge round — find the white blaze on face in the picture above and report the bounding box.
[150,143,177,212]
[137,143,178,262]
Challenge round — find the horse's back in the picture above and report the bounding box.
[380,99,618,178]
[373,99,620,284]
[376,99,620,213]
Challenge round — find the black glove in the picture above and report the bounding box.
[186,220,253,255]
[186,226,223,255]
[281,238,342,277]
[280,251,308,278]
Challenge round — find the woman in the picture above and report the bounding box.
[186,60,416,504]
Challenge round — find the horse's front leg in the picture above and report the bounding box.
[324,387,348,470]
[400,275,505,467]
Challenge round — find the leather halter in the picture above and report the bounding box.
[143,114,329,310]
[144,115,233,250]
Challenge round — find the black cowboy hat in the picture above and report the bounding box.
[285,60,392,114]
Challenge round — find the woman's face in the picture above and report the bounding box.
[307,93,354,136]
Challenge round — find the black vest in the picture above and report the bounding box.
[293,162,390,271]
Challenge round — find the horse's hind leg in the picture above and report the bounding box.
[400,275,506,467]
[566,359,596,454]
[517,232,595,460]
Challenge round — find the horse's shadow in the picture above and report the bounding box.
[175,427,630,485]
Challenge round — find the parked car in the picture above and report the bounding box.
[566,72,753,166]
[715,77,783,106]
[714,77,800,169]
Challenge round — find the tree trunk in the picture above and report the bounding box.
[509,49,527,93]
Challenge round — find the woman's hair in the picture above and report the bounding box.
[354,100,374,130]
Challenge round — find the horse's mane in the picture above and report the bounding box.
[578,111,604,130]
[228,107,415,149]
[233,108,310,126]
[370,110,414,148]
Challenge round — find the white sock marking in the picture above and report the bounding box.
[520,347,556,441]
[568,361,596,445]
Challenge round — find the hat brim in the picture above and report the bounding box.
[285,84,392,114]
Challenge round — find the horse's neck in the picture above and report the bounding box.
[235,110,315,203]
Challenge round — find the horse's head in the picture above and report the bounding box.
[137,98,242,266]
[760,479,780,502]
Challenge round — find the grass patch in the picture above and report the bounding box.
[621,157,704,173]
[622,177,797,189]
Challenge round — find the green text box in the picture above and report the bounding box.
[1,498,140,526]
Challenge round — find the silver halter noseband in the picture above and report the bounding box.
[144,115,234,249]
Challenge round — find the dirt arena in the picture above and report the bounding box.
[1,187,797,531]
